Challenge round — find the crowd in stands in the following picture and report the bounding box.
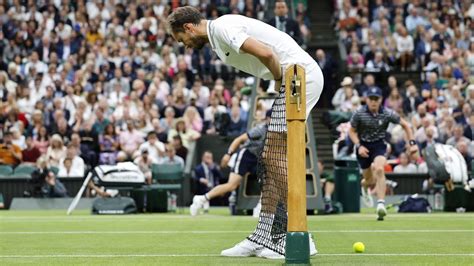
[0,0,273,187]
[0,0,314,198]
[336,0,473,74]
[332,0,473,178]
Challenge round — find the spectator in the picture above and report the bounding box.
[393,153,417,173]
[411,104,435,130]
[10,127,25,150]
[456,141,473,171]
[405,6,427,34]
[193,150,222,196]
[414,117,438,145]
[161,145,185,169]
[464,114,474,140]
[160,107,176,135]
[204,95,227,134]
[134,148,157,184]
[168,118,201,149]
[357,74,375,98]
[22,136,41,165]
[119,121,144,158]
[268,0,302,45]
[0,131,22,166]
[99,123,119,165]
[190,78,210,108]
[384,87,404,114]
[332,77,358,110]
[57,158,74,178]
[402,85,424,117]
[347,45,365,72]
[41,170,67,198]
[366,51,390,72]
[138,132,166,162]
[315,49,337,97]
[183,106,203,133]
[446,125,473,154]
[396,27,414,71]
[227,106,247,137]
[172,135,188,163]
[58,145,85,178]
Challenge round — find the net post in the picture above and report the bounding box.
[284,64,309,264]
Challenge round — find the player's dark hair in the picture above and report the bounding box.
[167,6,205,33]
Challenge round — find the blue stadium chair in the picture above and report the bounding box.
[0,165,13,177]
[13,164,37,177]
[151,163,184,209]
[50,166,59,176]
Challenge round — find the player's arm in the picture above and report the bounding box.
[399,117,419,158]
[348,127,360,147]
[227,133,248,155]
[399,117,415,142]
[349,126,369,158]
[240,37,282,82]
[220,133,249,168]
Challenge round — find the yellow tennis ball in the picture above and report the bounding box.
[353,242,365,253]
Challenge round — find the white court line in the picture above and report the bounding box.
[0,254,473,259]
[1,213,473,220]
[1,229,473,235]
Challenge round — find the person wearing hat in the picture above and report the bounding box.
[332,76,359,111]
[348,86,418,221]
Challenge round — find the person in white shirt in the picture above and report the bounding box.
[167,5,322,259]
[24,51,48,76]
[133,148,158,184]
[137,132,166,162]
[393,152,417,173]
[396,27,414,71]
[58,145,85,178]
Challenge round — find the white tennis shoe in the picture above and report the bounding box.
[189,195,207,216]
[220,239,263,257]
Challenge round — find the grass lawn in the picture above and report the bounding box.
[0,209,473,265]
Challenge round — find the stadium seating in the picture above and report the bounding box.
[13,165,36,177]
[0,165,13,177]
[151,163,184,206]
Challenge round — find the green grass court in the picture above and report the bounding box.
[1,209,473,265]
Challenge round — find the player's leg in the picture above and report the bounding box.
[304,64,324,120]
[358,146,376,208]
[190,173,243,216]
[372,155,388,220]
[360,168,375,207]
[206,173,242,199]
[323,180,335,213]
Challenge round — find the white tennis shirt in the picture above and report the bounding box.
[207,15,318,80]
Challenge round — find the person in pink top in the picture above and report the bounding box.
[183,106,203,133]
[33,126,50,154]
[119,121,144,158]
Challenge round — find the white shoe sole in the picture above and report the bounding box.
[257,248,284,259]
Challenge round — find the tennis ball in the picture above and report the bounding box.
[353,242,365,253]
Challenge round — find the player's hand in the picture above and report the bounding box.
[274,79,282,92]
[358,145,369,158]
[199,178,208,185]
[220,154,230,168]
